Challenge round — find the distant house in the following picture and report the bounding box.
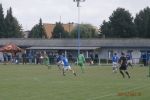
[43,22,75,39]
[22,31,30,38]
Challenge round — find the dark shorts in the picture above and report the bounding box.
[119,64,127,70]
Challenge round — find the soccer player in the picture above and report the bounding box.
[56,53,64,70]
[112,53,119,73]
[126,52,133,68]
[119,52,131,78]
[77,52,85,73]
[62,56,76,76]
[43,51,51,69]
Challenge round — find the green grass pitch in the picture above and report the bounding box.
[0,64,150,100]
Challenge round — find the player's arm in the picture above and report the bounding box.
[118,58,122,64]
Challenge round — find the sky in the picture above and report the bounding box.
[1,0,150,31]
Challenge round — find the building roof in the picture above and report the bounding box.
[27,46,99,50]
[0,38,150,49]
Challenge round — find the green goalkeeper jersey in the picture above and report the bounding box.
[77,54,85,64]
[43,55,49,65]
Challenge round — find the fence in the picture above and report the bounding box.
[0,56,149,66]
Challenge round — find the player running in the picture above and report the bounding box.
[62,56,76,76]
[56,53,64,70]
[43,51,51,69]
[119,52,131,78]
[126,52,133,68]
[77,52,85,73]
[112,53,119,73]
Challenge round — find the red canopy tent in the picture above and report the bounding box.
[0,43,23,54]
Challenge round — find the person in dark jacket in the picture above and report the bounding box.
[119,52,131,78]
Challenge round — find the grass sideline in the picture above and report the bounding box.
[0,64,150,100]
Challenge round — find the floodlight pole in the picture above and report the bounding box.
[73,0,85,55]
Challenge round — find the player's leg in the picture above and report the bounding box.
[112,67,116,73]
[78,63,84,73]
[127,60,133,68]
[45,59,51,69]
[69,69,76,76]
[124,64,131,78]
[58,64,61,70]
[124,70,130,78]
[68,66,76,76]
[57,62,61,70]
[119,65,125,78]
[62,67,66,76]
[58,61,64,70]
[128,62,133,68]
[114,63,118,72]
[116,63,119,71]
[45,63,51,69]
[112,62,117,73]
[119,70,125,78]
[112,62,115,72]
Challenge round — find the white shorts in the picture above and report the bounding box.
[127,60,132,64]
[112,62,118,68]
[63,65,71,70]
[57,61,64,65]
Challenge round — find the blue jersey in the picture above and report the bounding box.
[112,55,118,62]
[57,55,63,62]
[62,57,69,66]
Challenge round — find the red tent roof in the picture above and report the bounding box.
[0,43,23,53]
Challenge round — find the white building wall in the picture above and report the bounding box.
[98,48,142,61]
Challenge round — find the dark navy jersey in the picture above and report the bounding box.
[119,56,127,65]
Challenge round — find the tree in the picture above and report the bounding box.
[134,7,150,38]
[5,7,22,38]
[0,4,6,37]
[101,8,135,38]
[109,8,135,38]
[100,20,111,38]
[39,18,45,38]
[52,22,69,38]
[29,18,46,38]
[29,24,39,38]
[71,24,98,38]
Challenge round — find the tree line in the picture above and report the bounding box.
[29,21,98,39]
[100,7,150,38]
[1,3,150,38]
[0,4,22,38]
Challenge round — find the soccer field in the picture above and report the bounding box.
[0,64,150,100]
